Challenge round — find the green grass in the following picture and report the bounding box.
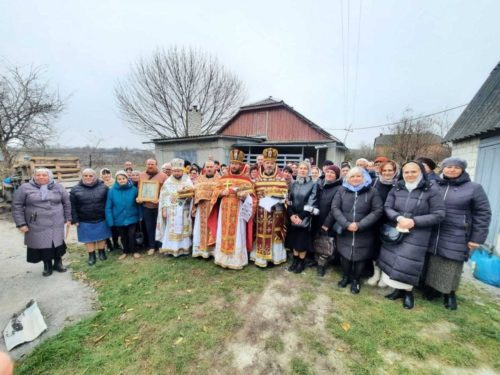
[15,246,500,375]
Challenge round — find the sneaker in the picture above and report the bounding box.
[133,252,141,259]
[147,248,155,256]
[118,254,128,260]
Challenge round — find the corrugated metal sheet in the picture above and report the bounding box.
[220,108,332,142]
[445,62,500,142]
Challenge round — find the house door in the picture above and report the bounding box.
[475,135,500,251]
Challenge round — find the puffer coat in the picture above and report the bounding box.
[70,179,108,223]
[12,179,71,249]
[429,172,491,262]
[105,180,142,227]
[329,185,383,261]
[378,174,446,286]
[312,177,343,235]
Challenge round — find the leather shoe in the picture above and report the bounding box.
[42,260,53,277]
[385,289,405,300]
[53,257,67,272]
[350,279,360,294]
[88,251,97,266]
[337,276,350,288]
[98,249,107,261]
[293,259,305,274]
[287,256,299,272]
[444,292,457,310]
[403,291,414,309]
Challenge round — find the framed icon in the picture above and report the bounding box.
[138,180,160,202]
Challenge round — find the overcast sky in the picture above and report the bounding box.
[1,0,498,149]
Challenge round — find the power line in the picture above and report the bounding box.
[325,103,468,131]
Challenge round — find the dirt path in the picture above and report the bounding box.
[0,217,96,359]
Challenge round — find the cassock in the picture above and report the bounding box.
[212,168,256,269]
[192,173,220,258]
[156,174,194,256]
[250,167,288,267]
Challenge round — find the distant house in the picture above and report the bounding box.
[373,133,448,162]
[151,97,347,166]
[444,61,500,251]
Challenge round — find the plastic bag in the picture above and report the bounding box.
[470,248,500,287]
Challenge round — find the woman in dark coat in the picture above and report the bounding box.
[313,164,343,277]
[367,160,398,287]
[425,157,491,310]
[329,167,383,293]
[70,168,111,265]
[378,161,445,309]
[12,168,72,276]
[286,161,318,274]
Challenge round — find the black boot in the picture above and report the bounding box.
[385,289,405,300]
[42,260,53,277]
[444,292,457,310]
[88,251,97,266]
[350,279,361,294]
[294,258,305,274]
[403,291,414,309]
[337,275,350,288]
[317,265,326,277]
[98,249,107,261]
[53,256,67,272]
[287,256,299,272]
[106,239,113,252]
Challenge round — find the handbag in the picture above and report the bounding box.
[380,223,405,244]
[313,232,335,257]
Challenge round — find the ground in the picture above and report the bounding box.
[1,215,499,374]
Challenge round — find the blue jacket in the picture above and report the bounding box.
[105,181,141,227]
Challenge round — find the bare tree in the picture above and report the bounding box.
[0,64,65,167]
[115,46,246,138]
[384,109,451,163]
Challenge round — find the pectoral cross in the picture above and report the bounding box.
[224,180,232,190]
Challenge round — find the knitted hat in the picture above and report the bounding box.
[115,170,128,178]
[441,157,467,170]
[324,164,341,177]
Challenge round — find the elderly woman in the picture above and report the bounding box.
[286,161,318,274]
[329,167,383,293]
[70,168,111,265]
[106,170,142,260]
[378,161,445,309]
[367,160,398,286]
[12,168,72,276]
[425,158,491,310]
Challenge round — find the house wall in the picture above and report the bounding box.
[451,138,480,181]
[155,139,237,166]
[325,143,347,164]
[221,108,331,142]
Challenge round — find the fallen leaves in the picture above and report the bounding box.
[341,322,351,332]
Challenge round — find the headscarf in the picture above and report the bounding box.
[81,168,98,186]
[343,166,372,192]
[34,168,54,200]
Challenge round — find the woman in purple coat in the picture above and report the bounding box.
[12,168,72,276]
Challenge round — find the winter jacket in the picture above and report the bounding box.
[430,172,491,262]
[287,177,319,222]
[12,179,71,249]
[378,170,446,286]
[312,178,343,235]
[372,178,395,203]
[329,185,383,261]
[70,179,108,224]
[105,180,142,227]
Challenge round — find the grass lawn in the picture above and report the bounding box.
[15,245,500,375]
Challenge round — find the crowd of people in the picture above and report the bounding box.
[12,149,492,310]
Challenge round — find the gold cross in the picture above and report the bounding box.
[224,180,232,190]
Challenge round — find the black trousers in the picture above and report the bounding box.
[340,255,366,280]
[142,206,160,249]
[116,224,136,254]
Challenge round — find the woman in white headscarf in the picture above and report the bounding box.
[378,161,445,309]
[12,168,72,276]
